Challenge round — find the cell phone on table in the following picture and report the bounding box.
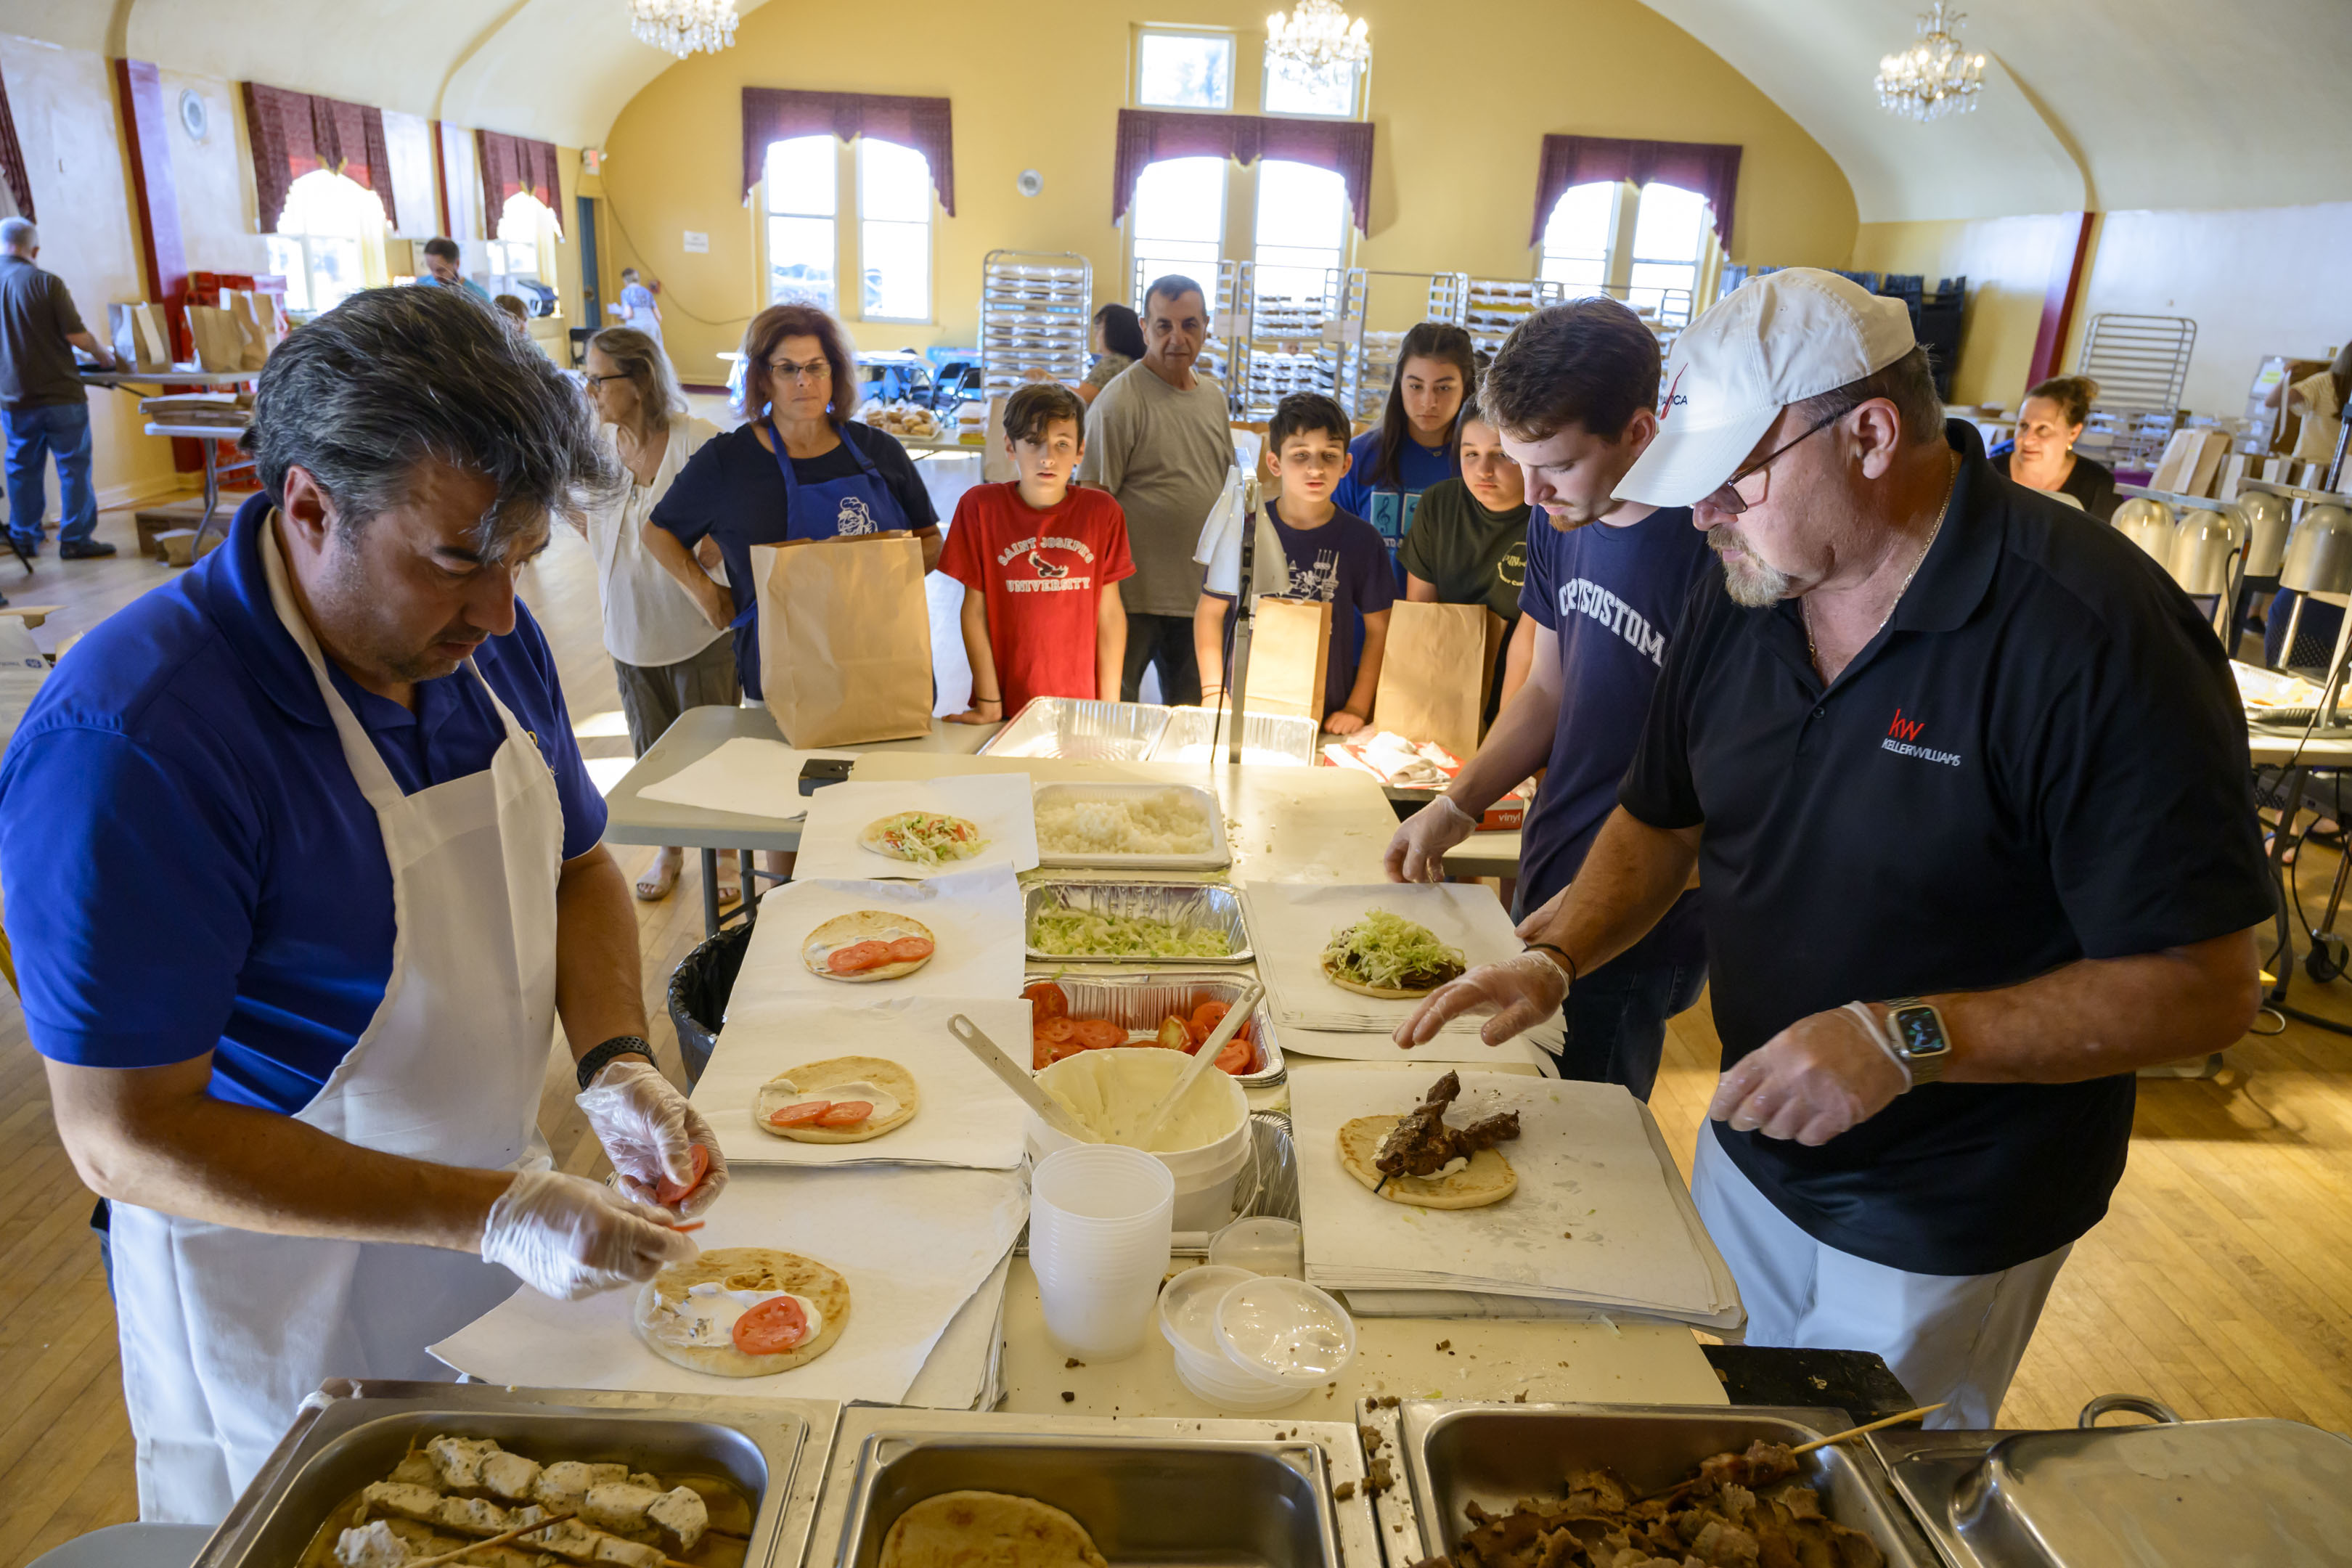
[799,758,854,796]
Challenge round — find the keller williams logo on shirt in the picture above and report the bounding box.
[1881,706,1963,767]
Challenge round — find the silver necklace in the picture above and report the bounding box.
[1805,452,1959,669]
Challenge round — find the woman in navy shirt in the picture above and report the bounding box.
[1334,321,1476,573]
[645,304,941,701]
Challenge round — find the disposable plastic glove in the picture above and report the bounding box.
[1392,952,1569,1049]
[575,1059,730,1217]
[1383,796,1479,884]
[480,1167,698,1300]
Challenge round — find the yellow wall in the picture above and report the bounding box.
[1848,213,2082,409]
[596,0,1859,385]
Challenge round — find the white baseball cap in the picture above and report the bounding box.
[1617,269,1918,509]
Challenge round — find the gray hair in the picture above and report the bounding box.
[1793,345,1944,449]
[588,325,682,441]
[0,217,36,253]
[240,284,618,559]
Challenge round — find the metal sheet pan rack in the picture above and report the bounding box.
[1130,256,1248,407]
[980,250,1091,401]
[1435,274,1561,361]
[2075,312,2197,473]
[1238,265,1347,419]
[1324,268,1445,421]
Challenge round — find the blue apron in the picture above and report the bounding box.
[731,421,915,695]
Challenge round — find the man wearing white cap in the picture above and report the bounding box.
[1398,269,2271,1425]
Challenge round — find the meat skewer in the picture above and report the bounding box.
[402,1511,576,1568]
[1634,1403,1947,1504]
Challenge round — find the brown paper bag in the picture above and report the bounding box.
[750,532,934,746]
[227,291,269,369]
[1373,600,1505,759]
[1246,595,1332,723]
[187,305,241,371]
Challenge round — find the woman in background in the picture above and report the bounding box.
[579,326,737,904]
[1995,375,2117,521]
[1077,302,1146,405]
[1400,409,1535,722]
[617,267,664,348]
[1335,321,1476,575]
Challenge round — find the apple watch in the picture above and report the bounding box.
[1880,997,1953,1086]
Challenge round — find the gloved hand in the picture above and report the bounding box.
[1384,796,1479,884]
[575,1059,730,1217]
[480,1167,698,1300]
[1392,952,1569,1049]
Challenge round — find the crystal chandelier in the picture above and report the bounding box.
[1874,4,1985,122]
[630,0,738,59]
[1265,0,1371,74]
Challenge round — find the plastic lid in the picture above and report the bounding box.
[1158,1265,1257,1363]
[1212,1275,1356,1387]
[1207,1217,1304,1279]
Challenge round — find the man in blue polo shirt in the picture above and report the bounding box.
[1385,298,1715,1099]
[1,286,727,1521]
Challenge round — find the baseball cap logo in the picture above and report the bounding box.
[1662,364,1689,418]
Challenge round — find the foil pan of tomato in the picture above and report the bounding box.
[1021,972,1286,1088]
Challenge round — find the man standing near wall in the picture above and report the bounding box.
[1079,275,1232,705]
[418,237,491,302]
[0,218,119,563]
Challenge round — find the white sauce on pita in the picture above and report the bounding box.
[649,1283,824,1349]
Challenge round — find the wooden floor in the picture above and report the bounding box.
[4,491,2351,1559]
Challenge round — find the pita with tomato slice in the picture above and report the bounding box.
[634,1246,850,1377]
[802,910,936,983]
[753,1055,919,1143]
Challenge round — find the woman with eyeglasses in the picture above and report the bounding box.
[578,327,735,905]
[645,303,943,709]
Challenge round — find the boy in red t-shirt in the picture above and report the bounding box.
[940,383,1134,723]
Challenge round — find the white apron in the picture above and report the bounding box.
[110,521,565,1522]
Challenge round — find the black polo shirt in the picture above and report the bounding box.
[1620,420,2273,1276]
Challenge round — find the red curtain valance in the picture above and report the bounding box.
[1530,134,1740,250]
[1114,109,1373,233]
[476,129,565,237]
[0,65,32,221]
[740,88,955,216]
[242,82,398,234]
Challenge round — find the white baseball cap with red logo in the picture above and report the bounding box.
[1616,268,1918,509]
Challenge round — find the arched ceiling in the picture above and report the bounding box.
[9,0,2349,221]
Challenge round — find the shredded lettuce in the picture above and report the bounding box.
[1322,908,1466,990]
[1029,907,1233,959]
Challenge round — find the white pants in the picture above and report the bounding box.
[1692,1130,2070,1429]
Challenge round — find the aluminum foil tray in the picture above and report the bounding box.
[1025,968,1284,1087]
[195,1380,837,1568]
[979,697,1172,761]
[1397,1402,1935,1568]
[1023,878,1252,964]
[803,1405,1384,1568]
[1151,705,1321,767]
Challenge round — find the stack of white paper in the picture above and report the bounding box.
[724,867,1026,1021]
[1285,1065,1742,1331]
[791,774,1040,881]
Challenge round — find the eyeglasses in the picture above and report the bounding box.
[1700,404,1847,515]
[583,372,630,387]
[764,356,832,383]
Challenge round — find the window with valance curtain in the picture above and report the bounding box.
[1529,134,1740,250]
[0,63,33,221]
[1112,108,1373,234]
[739,88,955,216]
[242,82,399,236]
[476,130,565,237]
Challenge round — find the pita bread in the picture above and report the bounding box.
[1319,952,1456,1001]
[860,812,985,865]
[754,1055,919,1143]
[878,1491,1108,1568]
[1338,1114,1516,1209]
[801,910,936,983]
[633,1246,850,1376]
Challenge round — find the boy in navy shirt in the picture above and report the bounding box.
[1196,393,1395,733]
[1382,299,1715,1098]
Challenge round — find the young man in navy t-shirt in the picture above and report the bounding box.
[1383,298,1716,1098]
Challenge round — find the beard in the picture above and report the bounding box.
[1707,526,1793,608]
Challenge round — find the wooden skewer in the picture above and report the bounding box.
[402,1511,575,1568]
[1789,1403,1946,1455]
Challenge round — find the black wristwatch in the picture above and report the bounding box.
[1881,999,1953,1086]
[576,1034,656,1092]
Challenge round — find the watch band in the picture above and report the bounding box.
[575,1034,656,1093]
[1882,997,1953,1085]
[1523,942,1577,987]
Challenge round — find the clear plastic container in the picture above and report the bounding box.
[1212,1275,1357,1387]
[1207,1217,1304,1279]
[1158,1266,1308,1412]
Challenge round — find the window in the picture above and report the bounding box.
[1252,159,1347,306]
[1538,180,1617,295]
[491,192,554,309]
[858,139,932,322]
[265,169,383,315]
[1627,182,1706,327]
[1262,57,1360,118]
[765,134,837,312]
[1129,155,1226,285]
[1136,29,1234,110]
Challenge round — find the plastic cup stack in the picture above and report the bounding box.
[1029,1145,1176,1361]
[1159,1265,1357,1411]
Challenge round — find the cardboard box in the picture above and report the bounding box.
[2150,428,2230,497]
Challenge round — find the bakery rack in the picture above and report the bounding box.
[2075,312,2197,474]
[1236,266,1349,420]
[980,250,1092,402]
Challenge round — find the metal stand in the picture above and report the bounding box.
[1224,473,1263,767]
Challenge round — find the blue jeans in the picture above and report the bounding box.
[4,401,98,548]
[1553,957,1707,1102]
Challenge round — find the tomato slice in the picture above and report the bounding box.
[653,1143,711,1206]
[886,936,935,962]
[828,941,893,973]
[767,1100,830,1127]
[817,1100,873,1126]
[732,1294,810,1355]
[1032,1037,1056,1071]
[1214,1037,1254,1075]
[1071,1018,1127,1050]
[1023,981,1069,1020]
[1190,1001,1230,1035]
[1037,1017,1077,1044]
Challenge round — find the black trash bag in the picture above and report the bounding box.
[667,922,756,1088]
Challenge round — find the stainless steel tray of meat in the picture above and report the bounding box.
[1869,1395,2352,1568]
[196,1379,837,1568]
[1150,705,1322,767]
[801,1405,1384,1568]
[1023,878,1253,964]
[1026,969,1285,1087]
[979,698,1173,761]
[1397,1401,1937,1568]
